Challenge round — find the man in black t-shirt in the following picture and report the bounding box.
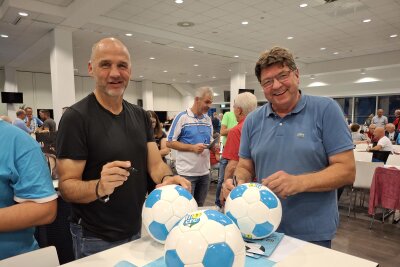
[56,37,190,259]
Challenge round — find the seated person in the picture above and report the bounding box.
[368,127,393,163]
[0,118,57,260]
[350,123,370,144]
[385,123,398,144]
[366,124,378,143]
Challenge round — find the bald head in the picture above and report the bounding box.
[90,37,131,64]
[0,115,12,123]
[374,127,385,138]
[385,123,395,133]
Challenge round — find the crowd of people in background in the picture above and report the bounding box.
[349,108,400,150]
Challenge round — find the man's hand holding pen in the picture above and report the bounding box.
[192,143,207,154]
[97,161,134,197]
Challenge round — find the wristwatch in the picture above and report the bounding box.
[95,179,110,203]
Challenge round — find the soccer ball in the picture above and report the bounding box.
[142,184,198,244]
[224,183,282,240]
[164,209,245,267]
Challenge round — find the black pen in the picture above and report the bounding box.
[125,166,139,174]
[232,175,237,187]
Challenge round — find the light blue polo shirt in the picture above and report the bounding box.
[0,120,57,260]
[168,108,212,176]
[240,94,353,241]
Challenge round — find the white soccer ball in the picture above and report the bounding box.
[142,184,198,244]
[164,209,245,267]
[225,183,282,240]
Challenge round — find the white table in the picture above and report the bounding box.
[61,235,378,267]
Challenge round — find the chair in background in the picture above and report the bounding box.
[386,154,400,166]
[347,161,384,217]
[368,167,400,229]
[354,151,373,162]
[0,246,59,267]
[371,151,391,164]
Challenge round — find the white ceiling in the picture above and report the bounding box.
[0,0,399,97]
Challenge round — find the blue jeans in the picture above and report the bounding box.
[215,157,228,207]
[181,174,210,207]
[70,223,140,259]
[309,240,331,248]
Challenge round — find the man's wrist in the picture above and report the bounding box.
[95,179,109,203]
[161,174,174,183]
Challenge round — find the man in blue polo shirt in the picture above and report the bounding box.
[0,118,57,260]
[223,46,355,248]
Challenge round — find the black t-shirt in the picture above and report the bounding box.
[56,93,154,241]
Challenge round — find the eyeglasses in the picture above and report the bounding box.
[260,70,292,89]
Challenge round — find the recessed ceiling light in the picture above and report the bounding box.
[213,93,219,96]
[188,46,194,49]
[186,80,191,83]
[320,47,326,51]
[333,52,339,55]
[139,75,144,78]
[149,57,155,60]
[390,34,398,38]
[228,69,232,71]
[241,21,249,25]
[193,64,199,67]
[287,36,294,40]
[0,34,8,38]
[355,77,380,83]
[197,74,202,77]
[18,12,28,16]
[308,82,328,87]
[125,33,133,36]
[163,70,168,73]
[175,0,183,4]
[172,78,176,81]
[362,19,371,23]
[234,55,239,58]
[177,21,195,27]
[299,3,308,8]
[360,69,366,75]
[212,76,216,79]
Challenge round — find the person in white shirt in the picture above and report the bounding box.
[385,123,398,143]
[371,109,388,128]
[368,127,393,152]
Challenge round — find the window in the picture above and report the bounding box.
[377,95,400,122]
[354,96,376,125]
[334,97,352,120]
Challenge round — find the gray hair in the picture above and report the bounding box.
[16,109,25,117]
[234,92,258,115]
[195,87,214,98]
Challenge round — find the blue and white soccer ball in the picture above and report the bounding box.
[164,210,245,267]
[224,183,282,240]
[142,184,198,244]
